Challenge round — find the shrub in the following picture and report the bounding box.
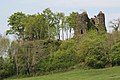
[37,39,79,73]
[110,42,120,66]
[85,46,109,68]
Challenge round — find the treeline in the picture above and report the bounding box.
[0,8,120,79]
[6,8,78,41]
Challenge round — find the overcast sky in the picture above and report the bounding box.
[0,0,120,35]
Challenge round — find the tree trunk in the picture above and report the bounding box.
[69,28,71,38]
[62,28,64,40]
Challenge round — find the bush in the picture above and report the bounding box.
[110,42,120,66]
[37,39,79,73]
[73,31,112,68]
[0,58,15,79]
[85,46,109,68]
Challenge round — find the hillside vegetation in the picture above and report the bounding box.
[0,8,120,79]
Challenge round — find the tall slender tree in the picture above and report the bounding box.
[66,12,79,37]
[42,8,56,39]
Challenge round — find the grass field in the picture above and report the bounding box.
[8,66,120,80]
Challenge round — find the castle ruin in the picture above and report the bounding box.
[75,11,106,35]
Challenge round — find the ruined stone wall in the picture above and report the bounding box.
[77,12,89,35]
[93,11,106,32]
[76,11,106,35]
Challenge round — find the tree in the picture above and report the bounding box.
[54,13,63,40]
[109,18,120,32]
[55,13,65,40]
[60,13,66,40]
[66,12,79,37]
[35,13,48,40]
[0,34,10,57]
[6,12,26,40]
[42,8,56,39]
[110,41,120,66]
[0,35,14,79]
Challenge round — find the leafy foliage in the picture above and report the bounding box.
[110,41,120,66]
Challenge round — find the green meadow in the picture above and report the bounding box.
[9,66,120,80]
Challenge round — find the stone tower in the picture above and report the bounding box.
[94,11,106,32]
[77,12,89,35]
[75,11,106,36]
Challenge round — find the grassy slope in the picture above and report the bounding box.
[9,66,120,80]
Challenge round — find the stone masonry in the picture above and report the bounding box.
[76,11,106,35]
